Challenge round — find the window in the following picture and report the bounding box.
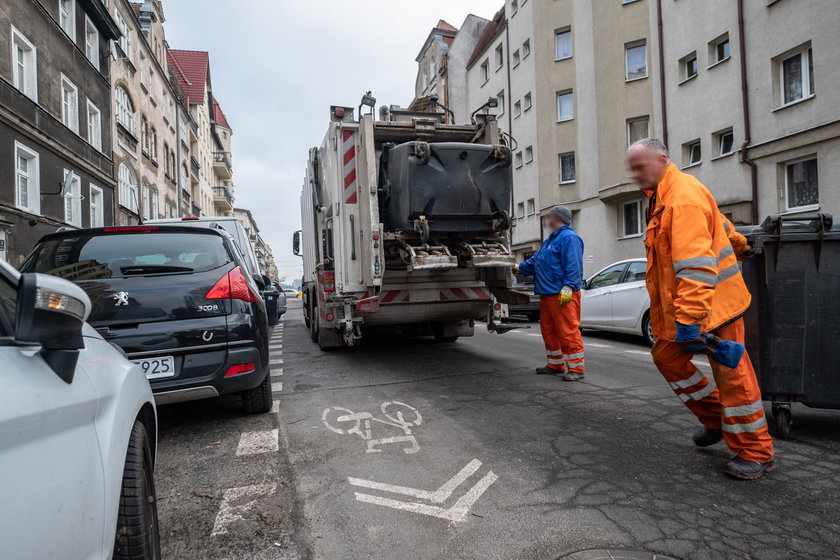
[523,92,532,111]
[522,39,531,59]
[624,261,647,283]
[681,52,698,82]
[625,41,647,81]
[517,202,525,219]
[89,185,103,227]
[785,158,818,211]
[622,0,642,3]
[513,49,520,67]
[712,34,730,64]
[559,152,575,183]
[149,128,157,161]
[115,86,135,134]
[143,183,151,220]
[511,0,518,14]
[495,44,504,70]
[525,146,533,163]
[556,90,573,121]
[421,71,427,90]
[63,170,82,227]
[621,200,643,238]
[515,152,523,168]
[555,29,572,60]
[86,100,101,150]
[430,58,436,79]
[148,68,156,101]
[514,100,521,117]
[481,59,489,83]
[588,264,627,290]
[716,129,734,156]
[683,140,702,167]
[141,117,149,152]
[60,75,79,133]
[12,29,38,101]
[84,16,99,69]
[527,199,536,215]
[14,142,40,214]
[497,91,505,115]
[59,0,75,38]
[114,9,131,57]
[627,117,649,146]
[118,162,139,213]
[152,190,159,218]
[780,46,814,105]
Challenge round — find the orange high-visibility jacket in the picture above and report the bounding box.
[644,163,751,341]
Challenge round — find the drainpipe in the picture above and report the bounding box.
[656,0,668,146]
[737,0,759,225]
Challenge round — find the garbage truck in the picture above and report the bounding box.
[293,97,524,349]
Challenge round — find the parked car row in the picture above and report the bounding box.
[2,217,283,559]
[510,258,654,346]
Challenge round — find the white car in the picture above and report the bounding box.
[0,260,160,559]
[581,258,654,346]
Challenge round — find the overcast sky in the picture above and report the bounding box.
[162,1,498,284]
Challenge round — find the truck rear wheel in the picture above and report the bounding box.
[309,297,318,343]
[431,323,459,343]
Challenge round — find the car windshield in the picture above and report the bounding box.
[22,232,233,280]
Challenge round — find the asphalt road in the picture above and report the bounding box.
[155,301,840,560]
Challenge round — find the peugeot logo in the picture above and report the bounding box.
[112,291,129,307]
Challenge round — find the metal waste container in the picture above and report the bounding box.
[738,213,840,438]
[264,289,280,327]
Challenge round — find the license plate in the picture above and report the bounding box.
[133,356,176,379]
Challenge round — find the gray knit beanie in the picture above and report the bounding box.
[548,205,572,225]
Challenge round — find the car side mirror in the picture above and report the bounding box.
[252,273,266,291]
[292,230,301,256]
[15,273,91,384]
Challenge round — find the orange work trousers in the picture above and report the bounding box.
[539,292,585,374]
[651,318,774,462]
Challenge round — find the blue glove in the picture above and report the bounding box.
[702,334,745,368]
[675,322,704,353]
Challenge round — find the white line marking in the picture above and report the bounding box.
[270,359,284,366]
[692,360,712,369]
[349,459,481,502]
[272,381,283,392]
[235,429,279,456]
[353,470,499,522]
[269,350,283,356]
[271,372,283,379]
[624,349,651,356]
[585,342,613,348]
[270,402,279,414]
[211,483,277,536]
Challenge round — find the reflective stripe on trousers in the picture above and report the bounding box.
[539,293,585,374]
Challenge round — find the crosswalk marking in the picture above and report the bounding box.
[211,483,277,536]
[624,349,651,356]
[585,342,613,348]
[272,381,283,392]
[235,429,280,456]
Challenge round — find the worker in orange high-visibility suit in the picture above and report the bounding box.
[514,205,586,382]
[627,138,775,480]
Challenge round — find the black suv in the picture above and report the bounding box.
[21,225,272,413]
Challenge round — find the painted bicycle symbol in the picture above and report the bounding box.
[322,401,423,454]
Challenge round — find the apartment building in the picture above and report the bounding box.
[531,0,658,275]
[409,16,488,124]
[108,0,189,225]
[168,49,234,218]
[0,0,119,264]
[661,0,840,223]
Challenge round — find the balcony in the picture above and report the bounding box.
[190,156,200,185]
[191,203,202,217]
[213,151,232,179]
[213,186,234,213]
[189,118,199,142]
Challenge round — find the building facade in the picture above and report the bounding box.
[168,49,234,218]
[0,0,119,264]
[108,0,187,225]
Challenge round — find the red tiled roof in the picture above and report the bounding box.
[212,97,230,129]
[436,19,458,32]
[167,49,210,106]
[466,7,506,69]
[129,2,142,18]
[442,36,455,46]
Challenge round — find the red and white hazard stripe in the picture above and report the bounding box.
[379,290,411,304]
[342,129,357,204]
[439,287,491,301]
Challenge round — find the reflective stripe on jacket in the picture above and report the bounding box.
[644,163,751,341]
[519,225,584,295]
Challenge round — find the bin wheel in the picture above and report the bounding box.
[772,406,792,439]
[418,220,430,243]
[498,210,511,231]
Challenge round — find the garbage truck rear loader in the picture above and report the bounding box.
[294,104,522,349]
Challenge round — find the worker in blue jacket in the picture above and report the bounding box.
[514,205,586,381]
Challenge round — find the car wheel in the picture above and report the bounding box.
[113,420,160,560]
[242,370,273,414]
[642,311,655,347]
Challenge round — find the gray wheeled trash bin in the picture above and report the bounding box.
[264,290,280,327]
[738,213,840,438]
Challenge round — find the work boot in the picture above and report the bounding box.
[723,455,776,480]
[692,427,723,447]
[535,366,564,375]
[562,371,584,382]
